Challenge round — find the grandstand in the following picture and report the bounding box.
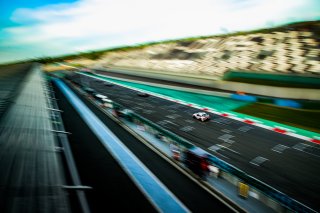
[66,21,320,78]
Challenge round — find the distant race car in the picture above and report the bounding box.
[94,94,108,99]
[103,82,114,87]
[137,92,150,97]
[192,112,210,122]
[83,87,95,94]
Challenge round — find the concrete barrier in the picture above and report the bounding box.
[93,65,320,100]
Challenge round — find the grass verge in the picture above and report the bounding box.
[234,103,320,133]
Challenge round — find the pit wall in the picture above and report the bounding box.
[223,71,320,87]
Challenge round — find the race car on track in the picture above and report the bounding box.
[192,112,210,122]
[137,92,150,97]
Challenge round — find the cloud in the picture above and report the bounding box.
[1,0,319,63]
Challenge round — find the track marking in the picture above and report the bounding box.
[218,134,235,144]
[165,114,181,119]
[208,145,230,159]
[132,106,143,111]
[217,144,241,155]
[208,145,222,152]
[238,126,253,133]
[184,119,195,124]
[179,126,195,132]
[157,120,178,126]
[221,129,232,134]
[271,144,289,153]
[214,117,232,125]
[250,156,269,166]
[142,109,154,114]
[292,143,310,151]
[293,143,320,158]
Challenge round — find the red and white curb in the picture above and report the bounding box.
[78,72,320,145]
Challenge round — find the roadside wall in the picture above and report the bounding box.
[97,66,320,100]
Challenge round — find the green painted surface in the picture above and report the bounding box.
[235,103,320,134]
[91,73,249,111]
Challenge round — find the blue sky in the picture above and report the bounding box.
[0,0,319,64]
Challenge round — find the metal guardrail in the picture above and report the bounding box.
[205,154,317,213]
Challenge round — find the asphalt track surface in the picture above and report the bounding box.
[70,72,320,211]
[54,80,237,213]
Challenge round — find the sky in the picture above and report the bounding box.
[0,0,319,64]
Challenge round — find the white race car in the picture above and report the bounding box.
[192,112,210,122]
